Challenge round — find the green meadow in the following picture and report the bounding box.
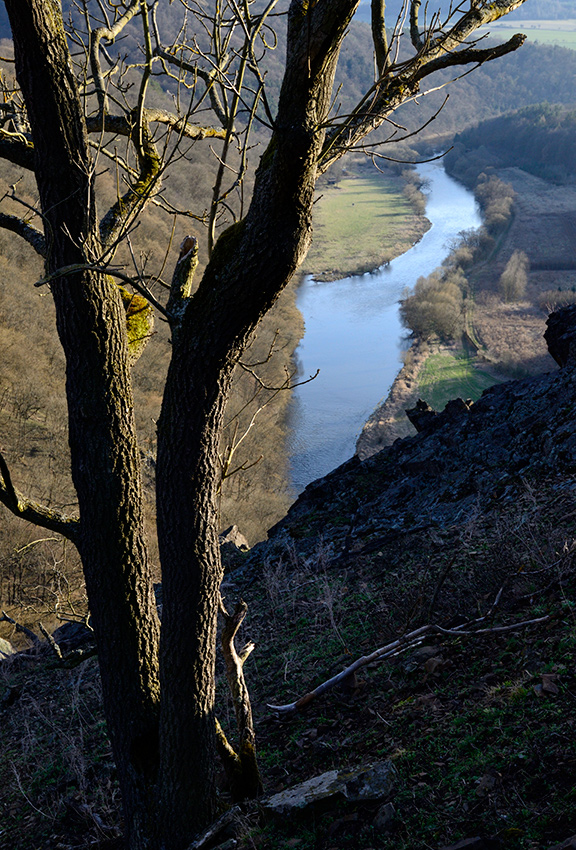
[305,173,429,280]
[417,351,502,412]
[484,19,576,51]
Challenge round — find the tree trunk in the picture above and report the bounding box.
[7,0,362,846]
[5,4,161,847]
[154,2,358,845]
[156,337,230,846]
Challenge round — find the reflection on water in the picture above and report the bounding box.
[287,162,481,493]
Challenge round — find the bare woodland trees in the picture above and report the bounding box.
[500,249,529,301]
[0,1,528,848]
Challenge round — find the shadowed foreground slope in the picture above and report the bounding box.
[3,307,576,849]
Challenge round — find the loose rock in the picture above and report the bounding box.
[263,761,396,818]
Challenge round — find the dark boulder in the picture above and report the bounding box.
[545,304,576,367]
[406,399,438,433]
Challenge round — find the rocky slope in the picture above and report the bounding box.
[3,309,576,850]
[214,306,576,850]
[247,306,576,569]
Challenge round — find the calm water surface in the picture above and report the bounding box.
[287,162,481,493]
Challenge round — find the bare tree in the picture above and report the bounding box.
[500,249,530,301]
[0,1,529,848]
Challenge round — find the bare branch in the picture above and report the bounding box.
[413,33,527,83]
[0,132,34,170]
[186,803,242,850]
[98,116,161,248]
[0,450,79,543]
[91,109,223,251]
[237,362,320,393]
[89,0,141,116]
[85,112,225,142]
[149,1,228,128]
[139,109,227,141]
[0,212,46,256]
[34,261,170,319]
[268,615,549,716]
[38,622,63,660]
[371,0,389,77]
[320,1,528,172]
[135,0,153,159]
[0,611,42,646]
[410,0,424,51]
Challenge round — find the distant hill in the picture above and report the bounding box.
[0,1,572,43]
[353,0,574,24]
[445,102,576,185]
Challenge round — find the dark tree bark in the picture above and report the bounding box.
[154,4,357,842]
[4,3,161,847]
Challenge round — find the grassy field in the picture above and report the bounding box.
[304,172,429,280]
[483,19,576,51]
[417,350,502,411]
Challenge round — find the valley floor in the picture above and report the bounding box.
[357,166,576,456]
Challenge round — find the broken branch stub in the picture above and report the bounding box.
[220,600,263,799]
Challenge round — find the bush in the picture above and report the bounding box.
[400,271,465,341]
[475,175,515,233]
[538,288,576,314]
[499,250,529,302]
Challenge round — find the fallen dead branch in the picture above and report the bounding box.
[0,611,41,647]
[267,614,550,716]
[0,611,96,668]
[186,805,241,850]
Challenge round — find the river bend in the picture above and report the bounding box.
[287,162,481,493]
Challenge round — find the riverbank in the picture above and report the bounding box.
[289,162,481,491]
[357,338,430,456]
[357,340,505,457]
[303,165,431,281]
[357,165,572,458]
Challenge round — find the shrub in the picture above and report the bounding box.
[499,250,529,302]
[538,288,576,313]
[400,271,465,341]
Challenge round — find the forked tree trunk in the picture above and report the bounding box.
[5,4,161,847]
[6,0,363,847]
[154,2,359,845]
[8,0,375,848]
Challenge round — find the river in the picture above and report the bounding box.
[287,162,481,493]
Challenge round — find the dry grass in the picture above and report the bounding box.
[472,296,556,377]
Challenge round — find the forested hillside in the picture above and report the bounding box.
[0,0,573,36]
[445,103,576,185]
